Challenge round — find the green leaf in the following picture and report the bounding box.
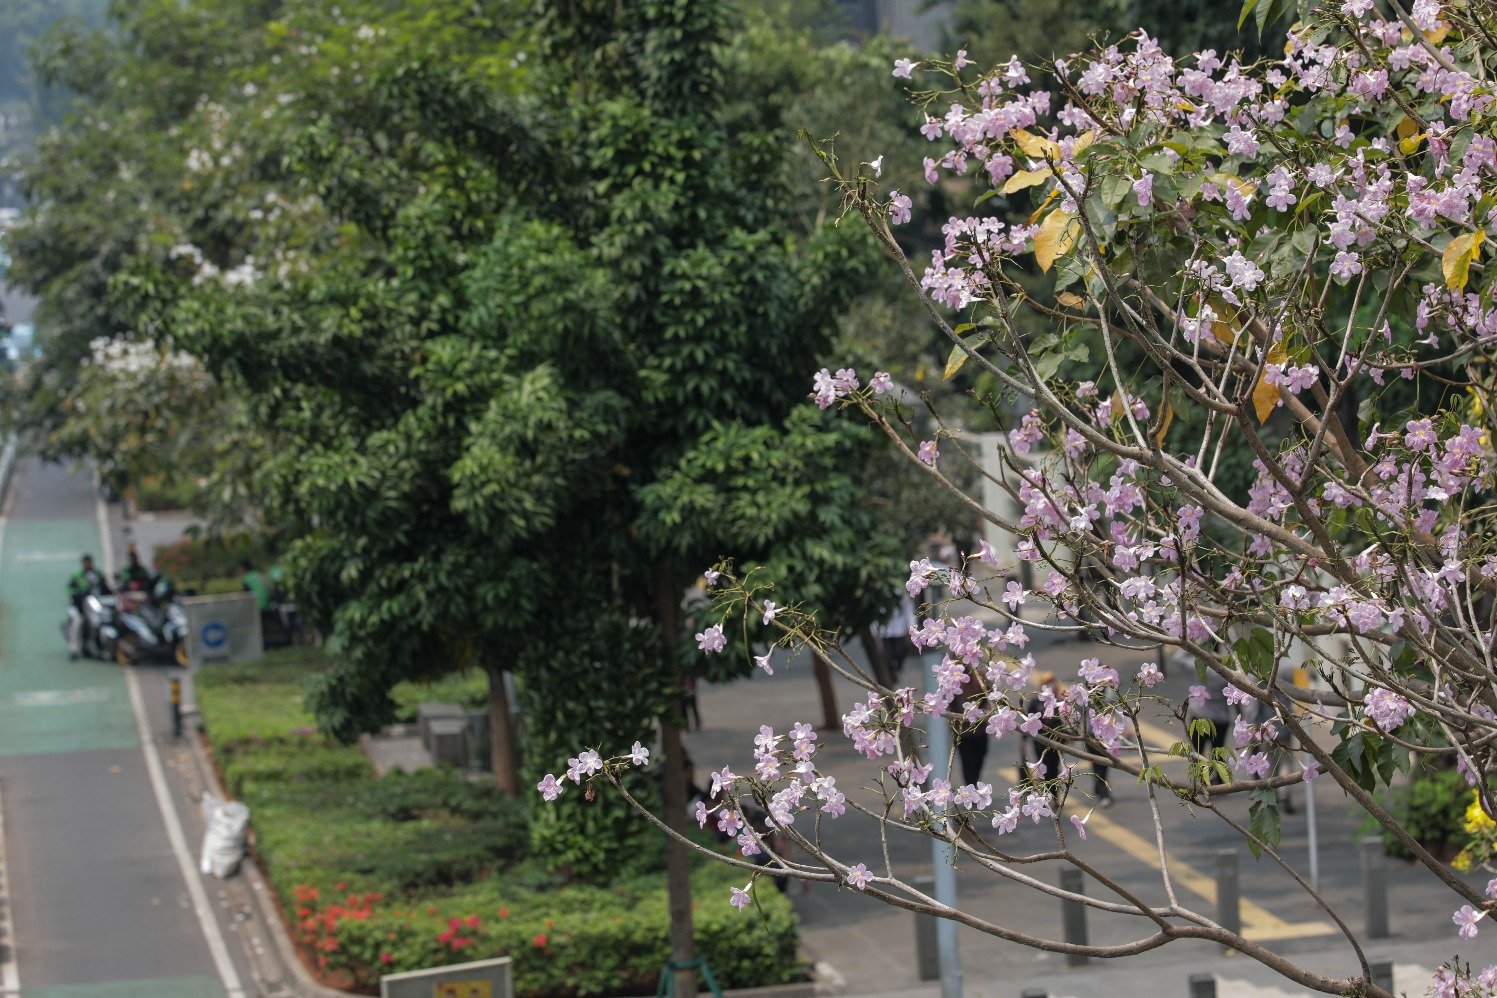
[1247,790,1282,858]
[1238,0,1261,30]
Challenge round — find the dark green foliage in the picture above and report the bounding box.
[1375,768,1480,861]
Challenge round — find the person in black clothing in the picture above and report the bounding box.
[1024,672,1067,800]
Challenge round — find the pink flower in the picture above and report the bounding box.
[1454,903,1485,939]
[696,624,727,653]
[537,774,564,801]
[917,440,939,466]
[889,191,913,225]
[871,371,893,394]
[892,58,918,79]
[1132,173,1154,206]
[1069,812,1090,840]
[846,863,872,890]
[729,886,753,911]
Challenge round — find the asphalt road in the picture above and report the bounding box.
[0,457,241,996]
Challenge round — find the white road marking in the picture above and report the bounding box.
[0,506,19,996]
[12,552,78,564]
[13,687,112,707]
[98,493,246,998]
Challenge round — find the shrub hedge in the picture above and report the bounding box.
[196,651,803,995]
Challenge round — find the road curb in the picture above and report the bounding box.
[181,723,349,998]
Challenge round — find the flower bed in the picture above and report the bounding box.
[197,650,801,995]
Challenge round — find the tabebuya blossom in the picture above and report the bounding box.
[1454,903,1485,940]
[696,623,726,653]
[870,371,893,394]
[888,191,913,225]
[917,440,938,465]
[891,58,917,78]
[754,653,774,675]
[846,863,872,890]
[536,774,563,801]
[762,600,779,624]
[729,885,752,911]
[629,741,649,766]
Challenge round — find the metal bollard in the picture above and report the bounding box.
[169,677,182,740]
[912,873,939,981]
[1360,836,1390,938]
[1060,867,1089,967]
[1215,849,1240,939]
[1369,960,1394,992]
[1187,973,1217,998]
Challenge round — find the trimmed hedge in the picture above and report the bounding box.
[197,650,803,995]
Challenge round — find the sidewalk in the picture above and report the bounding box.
[683,637,1485,997]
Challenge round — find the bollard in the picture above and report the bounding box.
[1369,960,1393,992]
[1020,990,1049,998]
[169,677,182,740]
[1360,836,1390,938]
[1215,849,1240,940]
[912,873,939,981]
[1059,867,1089,967]
[1187,973,1216,998]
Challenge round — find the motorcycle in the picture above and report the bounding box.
[64,579,189,666]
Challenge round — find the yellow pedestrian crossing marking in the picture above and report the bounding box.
[991,765,1334,941]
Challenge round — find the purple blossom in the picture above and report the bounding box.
[537,774,564,801]
[870,371,893,394]
[846,863,872,890]
[892,58,917,79]
[917,439,939,466]
[696,623,727,654]
[889,191,913,225]
[730,886,753,911]
[1133,173,1154,206]
[1069,812,1090,839]
[1454,903,1485,939]
[1364,688,1416,732]
[1137,662,1164,688]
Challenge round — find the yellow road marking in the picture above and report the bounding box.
[992,765,1334,941]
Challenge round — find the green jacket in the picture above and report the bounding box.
[243,569,272,611]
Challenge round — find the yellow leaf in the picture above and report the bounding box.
[1210,172,1257,197]
[1071,130,1097,157]
[1002,167,1052,194]
[1443,230,1485,291]
[1154,398,1174,445]
[1033,209,1079,273]
[1012,128,1060,160]
[1211,320,1236,344]
[944,342,970,380]
[1253,343,1288,423]
[1398,133,1425,156]
[1426,21,1450,44]
[1056,292,1085,309]
[1394,115,1419,142]
[1027,187,1060,224]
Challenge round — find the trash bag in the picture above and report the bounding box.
[199,791,250,879]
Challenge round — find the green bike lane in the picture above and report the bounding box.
[0,457,227,997]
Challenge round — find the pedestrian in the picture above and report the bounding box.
[1241,664,1301,811]
[1186,669,1234,784]
[954,689,989,787]
[1025,672,1067,800]
[1079,690,1119,808]
[875,591,916,681]
[240,559,272,611]
[65,553,111,660]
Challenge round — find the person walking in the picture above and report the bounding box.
[1186,669,1234,785]
[1024,672,1067,799]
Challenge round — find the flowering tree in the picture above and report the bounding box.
[545,1,1497,993]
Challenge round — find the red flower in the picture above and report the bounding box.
[448,917,462,932]
[532,933,548,948]
[498,907,510,918]
[380,952,394,965]
[437,929,455,944]
[335,882,347,892]
[464,915,480,929]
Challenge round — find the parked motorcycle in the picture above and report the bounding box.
[63,579,189,665]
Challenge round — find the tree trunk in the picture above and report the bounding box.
[652,561,697,996]
[485,665,521,796]
[860,624,895,689]
[812,649,839,730]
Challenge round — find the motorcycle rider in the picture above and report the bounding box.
[241,559,271,611]
[119,547,153,592]
[66,553,112,660]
